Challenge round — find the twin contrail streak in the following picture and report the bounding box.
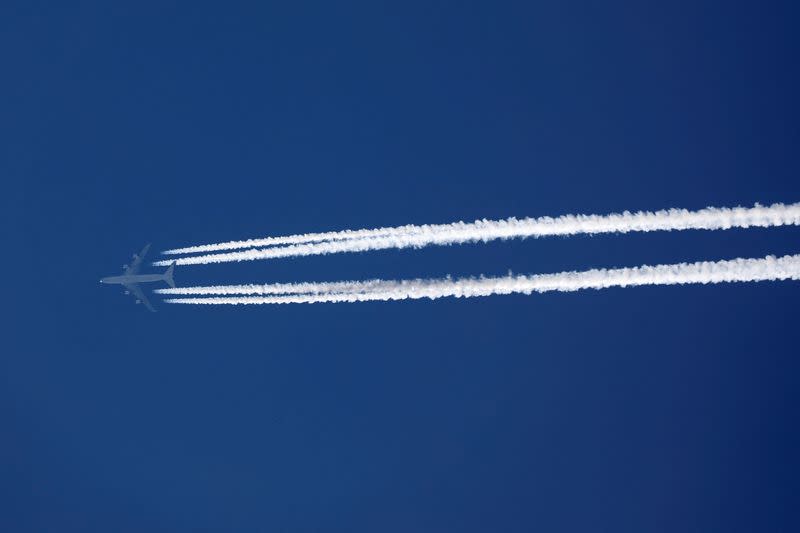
[157,279,399,296]
[162,254,800,305]
[154,203,800,266]
[161,224,442,255]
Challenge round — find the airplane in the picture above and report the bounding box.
[100,244,175,312]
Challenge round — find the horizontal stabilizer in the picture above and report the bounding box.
[164,262,176,288]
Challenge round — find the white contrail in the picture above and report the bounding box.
[162,254,800,305]
[163,203,800,256]
[154,203,800,266]
[156,279,399,296]
[161,223,442,255]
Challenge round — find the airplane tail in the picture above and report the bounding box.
[163,261,176,288]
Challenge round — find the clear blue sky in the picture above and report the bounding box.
[3,2,800,531]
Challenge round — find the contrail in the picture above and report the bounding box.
[162,254,800,305]
[164,203,800,256]
[154,203,800,266]
[161,223,443,255]
[156,279,399,296]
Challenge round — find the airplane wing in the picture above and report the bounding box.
[123,243,151,275]
[123,282,156,312]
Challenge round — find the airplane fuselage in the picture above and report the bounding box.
[100,273,168,285]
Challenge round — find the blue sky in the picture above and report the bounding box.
[2,2,800,531]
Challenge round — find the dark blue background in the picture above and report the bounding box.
[3,2,799,531]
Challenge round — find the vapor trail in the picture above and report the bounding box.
[154,203,800,266]
[162,224,438,255]
[164,203,800,256]
[163,254,800,305]
[157,279,398,296]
